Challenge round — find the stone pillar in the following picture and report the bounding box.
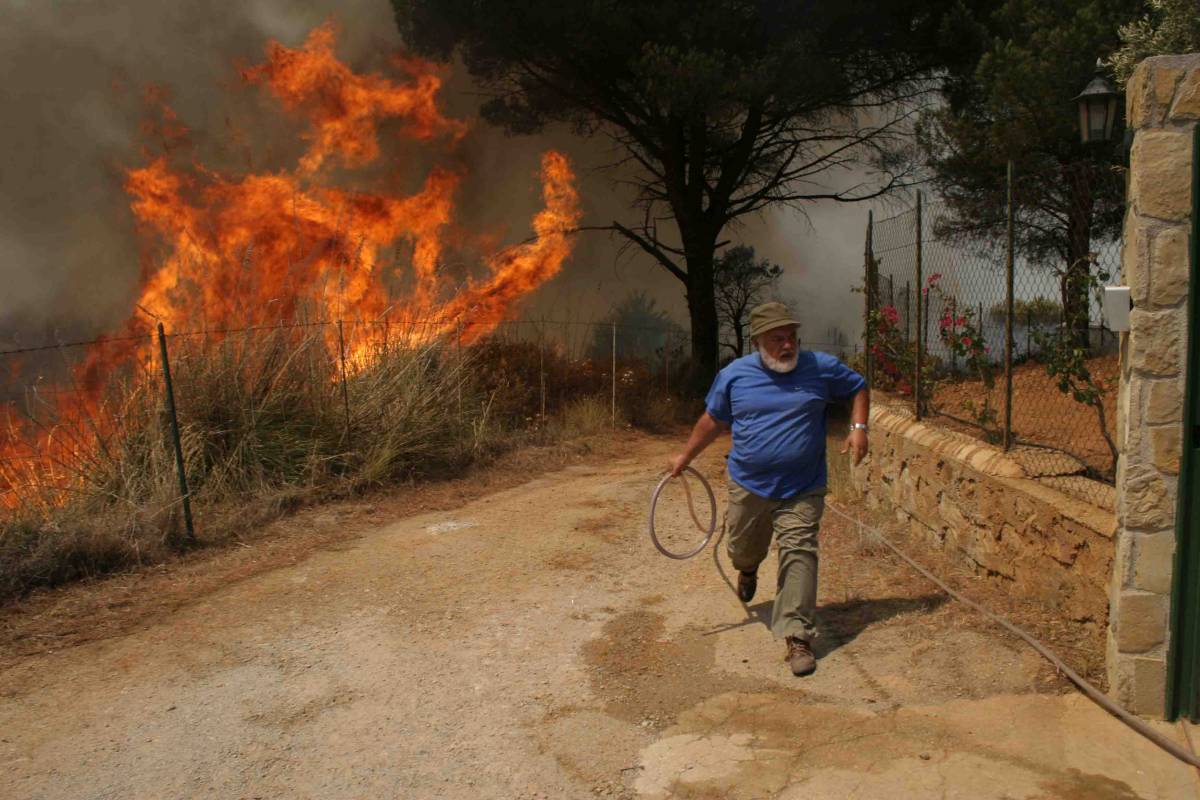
[1110,54,1199,717]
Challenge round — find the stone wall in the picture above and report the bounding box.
[851,407,1117,625]
[1109,54,1199,716]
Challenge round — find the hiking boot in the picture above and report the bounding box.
[785,637,816,677]
[736,570,757,603]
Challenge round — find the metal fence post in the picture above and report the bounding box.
[1004,160,1016,450]
[1026,309,1033,359]
[914,191,924,420]
[156,323,195,545]
[611,320,617,426]
[664,328,671,396]
[924,289,930,371]
[539,322,546,420]
[456,320,463,420]
[337,319,352,445]
[904,281,911,342]
[864,210,875,388]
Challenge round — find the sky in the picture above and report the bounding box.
[0,0,889,354]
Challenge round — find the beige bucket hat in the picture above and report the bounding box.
[748,301,800,339]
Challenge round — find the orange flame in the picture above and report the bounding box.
[242,22,467,174]
[443,151,581,341]
[1,23,581,509]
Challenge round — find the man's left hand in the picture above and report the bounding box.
[841,428,868,465]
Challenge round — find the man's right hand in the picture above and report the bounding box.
[670,411,726,478]
[668,453,690,477]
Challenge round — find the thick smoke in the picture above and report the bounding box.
[0,0,868,353]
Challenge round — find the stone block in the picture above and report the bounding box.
[1121,466,1170,530]
[1122,214,1150,307]
[881,457,900,482]
[1123,380,1147,455]
[1146,378,1183,425]
[1131,130,1193,222]
[940,494,969,532]
[913,484,938,519]
[1117,375,1130,453]
[1170,65,1200,120]
[1109,650,1168,717]
[1150,424,1182,475]
[1129,656,1169,718]
[1106,628,1122,689]
[1129,61,1186,128]
[1133,530,1177,595]
[964,531,1017,580]
[1129,308,1183,377]
[1149,226,1190,308]
[1114,590,1168,653]
[1111,532,1134,592]
[1004,499,1037,536]
[1047,530,1083,566]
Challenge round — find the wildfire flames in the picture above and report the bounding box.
[2,22,581,509]
[128,22,579,347]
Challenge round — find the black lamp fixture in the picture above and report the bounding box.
[1074,59,1121,144]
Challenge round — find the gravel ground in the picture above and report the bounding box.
[0,433,1195,799]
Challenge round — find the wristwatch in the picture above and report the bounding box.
[851,423,869,432]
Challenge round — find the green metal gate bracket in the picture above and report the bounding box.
[1167,124,1200,721]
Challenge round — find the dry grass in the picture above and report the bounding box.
[0,428,651,668]
[553,395,621,437]
[0,328,677,599]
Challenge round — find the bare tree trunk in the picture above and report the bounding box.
[1063,165,1094,351]
[684,243,720,393]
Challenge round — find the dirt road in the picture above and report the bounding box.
[1,435,1196,799]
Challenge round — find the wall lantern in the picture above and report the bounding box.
[1074,60,1120,144]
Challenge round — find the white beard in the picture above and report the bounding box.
[759,348,798,373]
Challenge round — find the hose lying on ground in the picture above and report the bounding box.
[822,499,1200,770]
[646,467,1200,768]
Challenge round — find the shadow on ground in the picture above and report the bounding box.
[702,593,947,659]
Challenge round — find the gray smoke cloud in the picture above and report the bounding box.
[0,0,869,354]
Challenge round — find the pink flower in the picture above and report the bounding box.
[880,306,899,325]
[927,273,943,285]
[962,336,973,348]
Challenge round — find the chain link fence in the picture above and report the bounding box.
[863,163,1125,492]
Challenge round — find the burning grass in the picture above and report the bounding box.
[0,328,682,599]
[0,22,608,598]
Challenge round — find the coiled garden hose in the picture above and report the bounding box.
[647,467,717,559]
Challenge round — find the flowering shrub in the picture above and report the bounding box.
[863,302,935,398]
[927,274,998,436]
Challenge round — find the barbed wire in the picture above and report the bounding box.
[2,317,857,359]
[0,333,155,358]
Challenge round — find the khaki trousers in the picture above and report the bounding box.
[725,481,824,642]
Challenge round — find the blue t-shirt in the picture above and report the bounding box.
[705,351,866,500]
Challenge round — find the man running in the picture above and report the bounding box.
[669,301,869,676]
